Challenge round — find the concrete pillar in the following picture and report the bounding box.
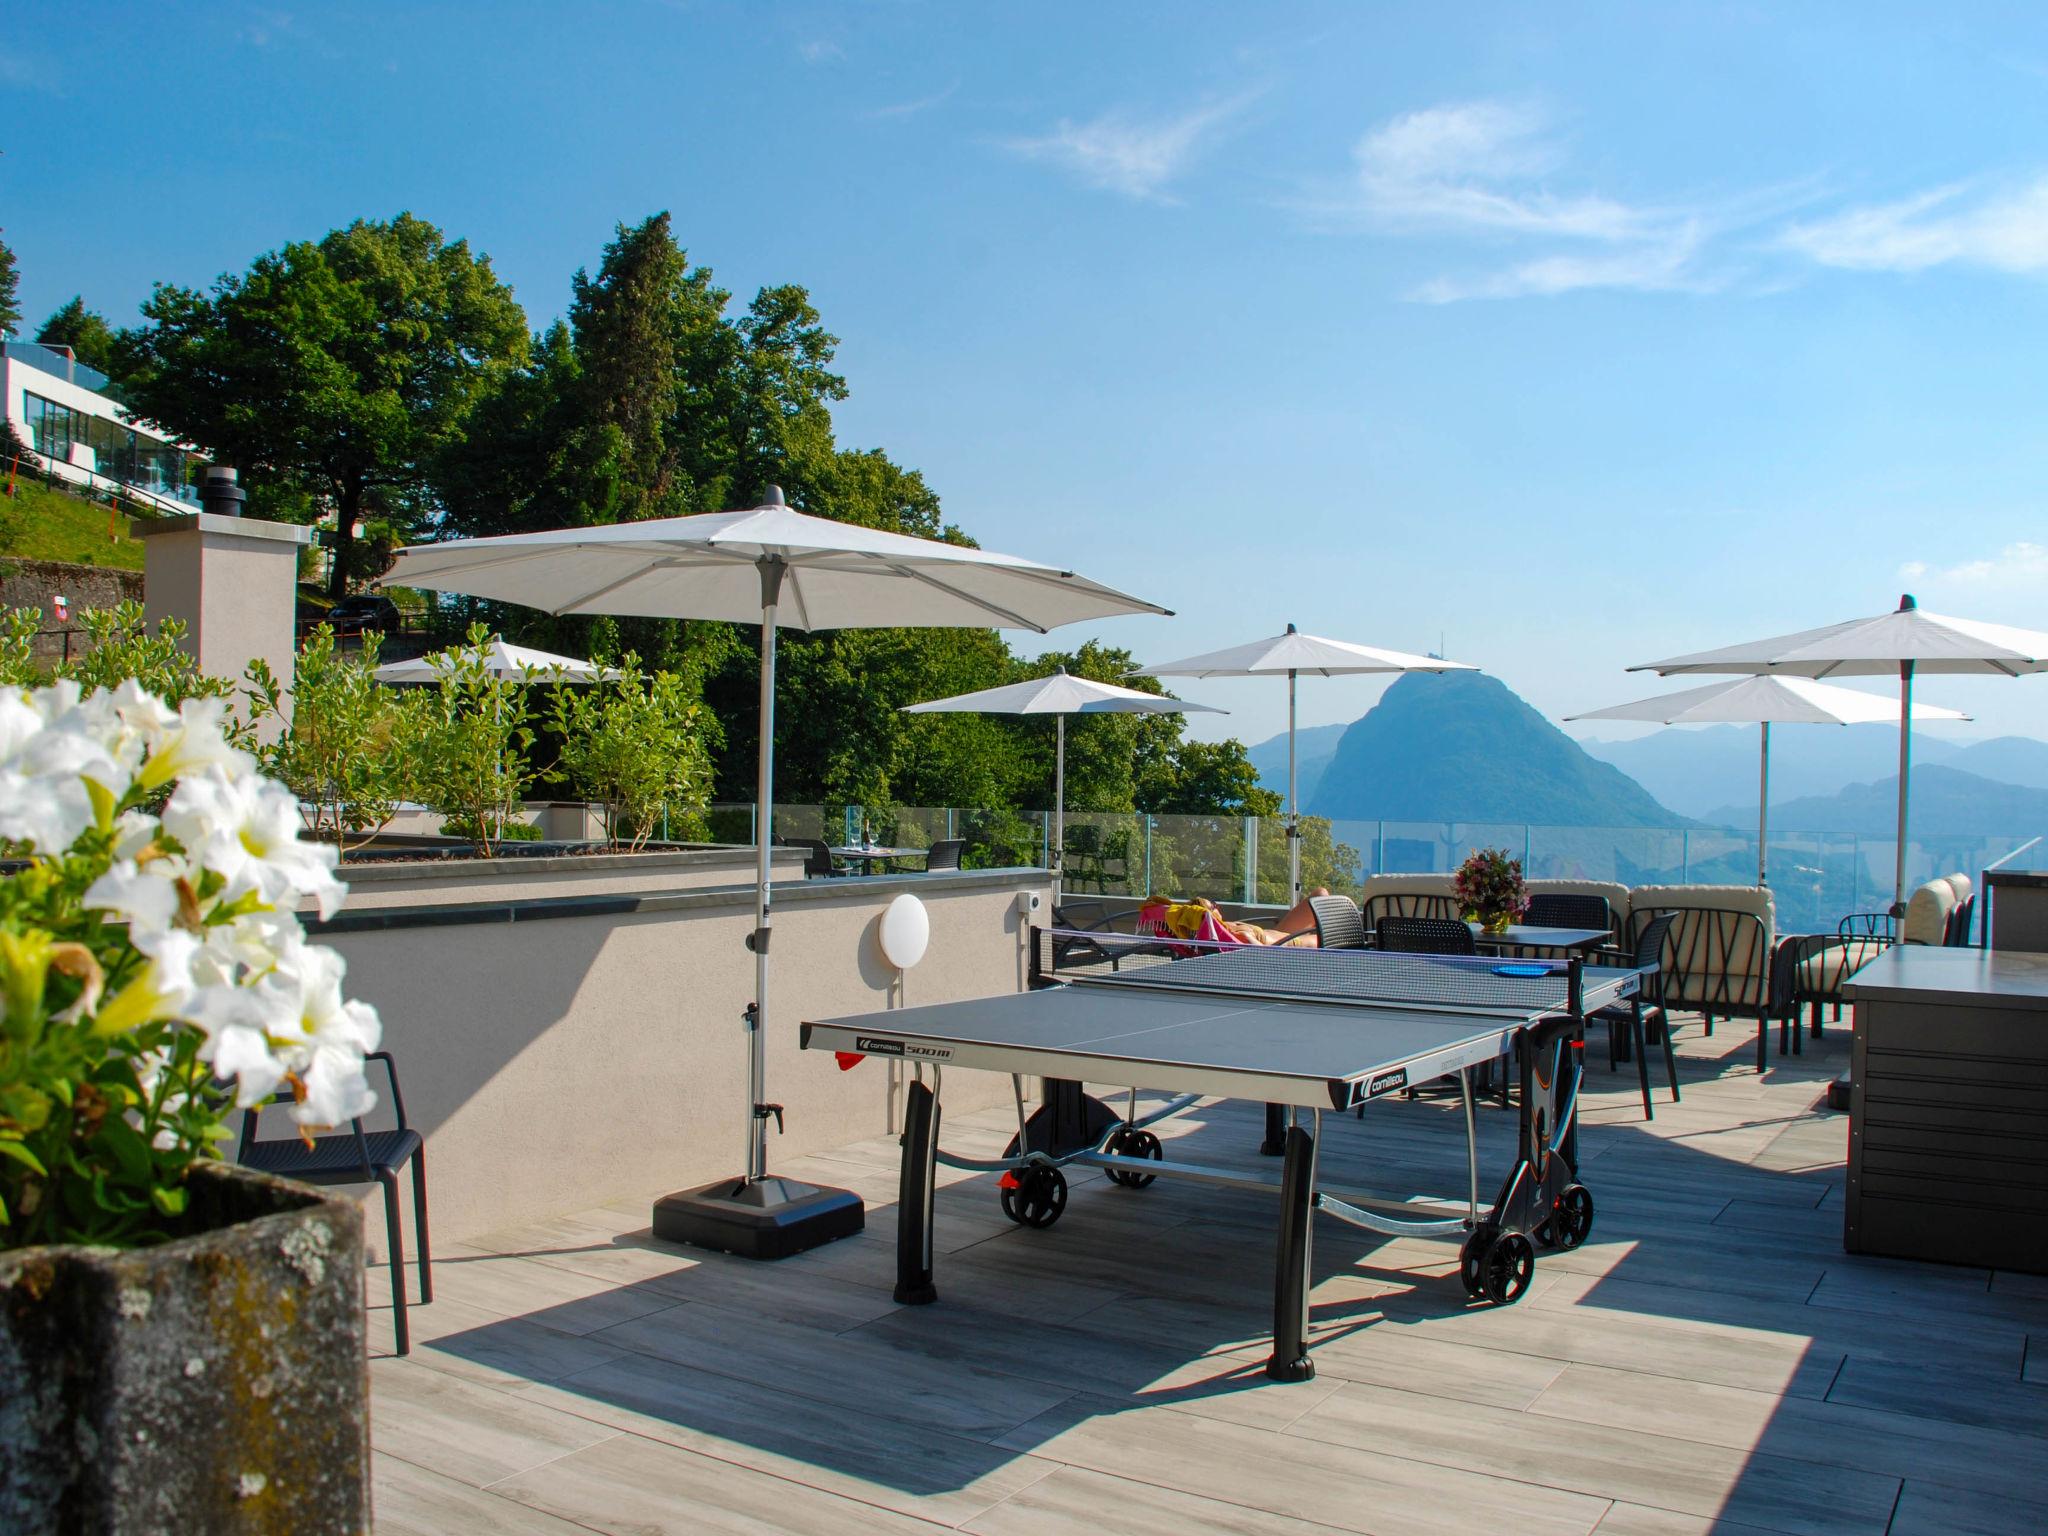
[135,511,311,707]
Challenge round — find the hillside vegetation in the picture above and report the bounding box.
[0,476,148,570]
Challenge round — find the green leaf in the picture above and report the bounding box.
[0,1139,48,1176]
[149,1184,187,1219]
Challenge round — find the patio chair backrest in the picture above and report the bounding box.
[1360,874,1460,928]
[1900,878,1956,946]
[1308,894,1366,950]
[925,839,964,873]
[1524,892,1614,934]
[1943,874,1976,946]
[1376,915,1478,956]
[1625,885,1776,1012]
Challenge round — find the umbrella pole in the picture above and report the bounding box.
[1053,715,1065,899]
[1893,660,1914,917]
[748,564,782,1184]
[1287,669,1300,905]
[1757,722,1770,888]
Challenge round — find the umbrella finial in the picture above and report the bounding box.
[1899,593,1917,612]
[761,485,786,507]
[1285,622,1297,634]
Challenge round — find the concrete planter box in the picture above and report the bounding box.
[0,1162,369,1534]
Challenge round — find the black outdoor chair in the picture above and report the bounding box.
[1044,902,1179,977]
[1523,892,1615,935]
[1309,894,1366,950]
[787,837,841,878]
[1375,915,1478,956]
[924,838,964,873]
[1592,911,1680,1120]
[237,1051,430,1356]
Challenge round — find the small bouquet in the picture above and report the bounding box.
[1454,846,1528,935]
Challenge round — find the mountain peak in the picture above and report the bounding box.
[1307,671,1684,826]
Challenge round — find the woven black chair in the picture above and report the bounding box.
[1375,915,1478,956]
[238,1052,430,1356]
[1592,912,1679,1120]
[1523,892,1614,935]
[924,838,964,873]
[1309,894,1366,950]
[788,838,841,878]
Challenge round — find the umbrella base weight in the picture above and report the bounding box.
[652,1175,865,1260]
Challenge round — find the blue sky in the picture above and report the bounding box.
[8,2,2048,750]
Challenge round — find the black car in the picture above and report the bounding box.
[325,594,401,637]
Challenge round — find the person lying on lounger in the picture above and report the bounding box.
[1145,889,1332,947]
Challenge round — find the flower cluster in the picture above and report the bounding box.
[2,680,381,1247]
[1453,846,1528,926]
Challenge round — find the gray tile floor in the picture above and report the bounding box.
[367,1016,2048,1535]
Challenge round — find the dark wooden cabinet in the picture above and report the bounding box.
[1842,946,2048,1274]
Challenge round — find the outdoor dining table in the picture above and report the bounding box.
[1470,924,1614,956]
[828,844,926,873]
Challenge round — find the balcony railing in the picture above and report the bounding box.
[707,801,2043,938]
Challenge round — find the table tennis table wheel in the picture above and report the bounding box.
[1543,1184,1594,1251]
[1104,1127,1162,1189]
[1458,1223,1498,1298]
[1479,1231,1535,1306]
[1000,1167,1068,1229]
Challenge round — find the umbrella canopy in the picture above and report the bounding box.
[373,637,620,684]
[904,670,1224,889]
[1568,676,1968,886]
[381,488,1169,1255]
[1136,624,1476,901]
[1634,596,2048,911]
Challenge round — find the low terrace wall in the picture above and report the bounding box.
[331,842,808,911]
[308,866,1050,1243]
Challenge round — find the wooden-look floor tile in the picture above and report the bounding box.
[371,1452,598,1536]
[367,1358,619,1488]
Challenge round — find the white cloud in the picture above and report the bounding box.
[865,82,958,121]
[1004,94,1255,203]
[1324,100,1740,301]
[1901,542,2048,586]
[1783,179,2048,274]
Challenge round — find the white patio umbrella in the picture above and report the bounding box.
[903,669,1224,891]
[1635,595,2048,912]
[1135,625,1476,902]
[1568,676,1968,887]
[381,487,1168,1257]
[372,636,621,684]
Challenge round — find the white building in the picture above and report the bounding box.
[1,340,208,514]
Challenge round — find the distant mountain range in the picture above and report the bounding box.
[1704,763,2048,839]
[1292,672,1686,826]
[1245,721,1348,806]
[1583,726,2048,815]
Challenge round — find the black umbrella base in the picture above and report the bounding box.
[652,1175,865,1260]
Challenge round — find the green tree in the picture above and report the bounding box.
[0,233,19,337]
[393,624,535,854]
[545,655,714,850]
[36,297,117,374]
[116,212,529,596]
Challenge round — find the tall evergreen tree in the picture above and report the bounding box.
[0,234,20,338]
[37,297,117,374]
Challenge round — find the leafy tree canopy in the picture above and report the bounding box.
[115,212,529,595]
[0,234,19,338]
[37,297,117,374]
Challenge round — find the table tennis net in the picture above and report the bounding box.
[1046,934,1585,1017]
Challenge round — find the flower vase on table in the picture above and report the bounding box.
[1453,846,1529,939]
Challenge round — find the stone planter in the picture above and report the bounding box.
[0,1162,369,1534]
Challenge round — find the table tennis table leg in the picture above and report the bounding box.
[895,1074,941,1305]
[1266,1116,1318,1383]
[1260,1102,1287,1156]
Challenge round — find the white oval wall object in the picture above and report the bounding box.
[878,893,931,971]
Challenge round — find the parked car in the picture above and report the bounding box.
[324,594,402,638]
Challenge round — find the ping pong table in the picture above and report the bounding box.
[800,940,1643,1382]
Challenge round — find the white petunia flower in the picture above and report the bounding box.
[136,695,250,792]
[89,929,201,1038]
[163,768,346,919]
[83,859,184,937]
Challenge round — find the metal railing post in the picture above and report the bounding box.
[1143,814,1153,895]
[1680,829,1690,883]
[1243,816,1259,905]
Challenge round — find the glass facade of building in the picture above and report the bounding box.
[18,388,206,507]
